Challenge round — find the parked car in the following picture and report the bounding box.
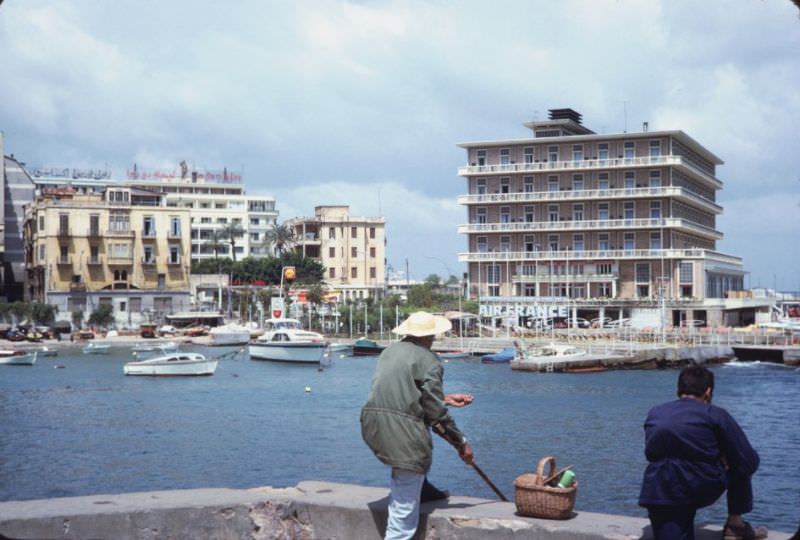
[158,324,178,336]
[680,319,706,328]
[605,318,631,328]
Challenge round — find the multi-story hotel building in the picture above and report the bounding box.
[457,108,754,327]
[123,168,278,262]
[24,186,191,328]
[287,205,386,301]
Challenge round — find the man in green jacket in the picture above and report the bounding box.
[361,311,474,540]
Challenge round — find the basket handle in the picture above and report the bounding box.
[535,456,556,485]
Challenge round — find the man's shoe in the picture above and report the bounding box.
[420,478,449,503]
[722,520,768,540]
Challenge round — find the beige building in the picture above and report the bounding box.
[457,108,764,328]
[24,185,191,328]
[287,205,386,301]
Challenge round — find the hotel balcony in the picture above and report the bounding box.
[87,256,103,266]
[141,257,157,266]
[457,155,722,189]
[87,227,102,239]
[459,217,722,240]
[167,230,183,241]
[56,255,72,266]
[107,227,135,238]
[141,230,157,241]
[512,271,619,284]
[459,248,743,264]
[57,227,71,238]
[458,186,722,214]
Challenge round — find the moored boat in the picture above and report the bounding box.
[123,352,217,376]
[352,337,384,356]
[438,350,472,360]
[249,318,328,364]
[83,343,110,354]
[0,350,37,366]
[481,347,516,363]
[38,346,59,357]
[131,341,179,354]
[210,323,251,346]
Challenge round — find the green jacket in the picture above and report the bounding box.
[360,340,465,474]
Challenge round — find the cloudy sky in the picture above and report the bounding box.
[1,0,798,288]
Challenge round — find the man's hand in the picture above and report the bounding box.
[444,393,474,407]
[458,441,474,465]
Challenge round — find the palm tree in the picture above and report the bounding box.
[264,223,296,257]
[221,221,245,263]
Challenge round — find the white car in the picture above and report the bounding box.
[158,324,178,336]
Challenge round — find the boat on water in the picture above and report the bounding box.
[0,350,37,365]
[513,343,590,372]
[352,337,384,356]
[131,341,179,354]
[38,346,59,357]
[209,323,251,346]
[438,350,472,360]
[481,347,516,363]
[123,352,217,376]
[83,343,110,354]
[328,342,353,356]
[249,318,328,364]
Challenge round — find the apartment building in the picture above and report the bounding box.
[123,168,278,262]
[457,108,757,327]
[287,205,386,301]
[24,186,191,327]
[1,134,36,302]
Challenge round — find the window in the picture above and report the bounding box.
[572,145,583,162]
[370,246,376,258]
[649,170,661,188]
[499,148,510,165]
[598,173,609,190]
[369,227,376,239]
[598,283,611,297]
[351,267,357,279]
[119,301,127,313]
[524,147,534,163]
[624,233,635,252]
[351,247,357,257]
[39,244,45,262]
[476,207,487,224]
[215,202,225,209]
[328,227,336,239]
[624,141,635,161]
[157,274,166,290]
[573,234,584,252]
[109,243,130,258]
[500,207,510,223]
[624,171,635,189]
[548,146,558,162]
[572,204,583,221]
[169,246,180,264]
[217,217,227,224]
[598,233,610,251]
[650,201,661,219]
[500,236,510,252]
[38,215,45,232]
[548,235,559,252]
[329,267,336,279]
[598,143,609,161]
[476,178,486,195]
[113,269,128,281]
[548,176,558,192]
[524,176,533,192]
[59,214,69,234]
[650,232,662,249]
[200,217,212,224]
[143,245,154,263]
[487,265,500,296]
[89,215,100,235]
[142,216,155,237]
[624,202,635,220]
[250,232,259,241]
[129,297,142,313]
[597,263,612,275]
[524,235,534,252]
[476,150,486,166]
[500,178,510,193]
[524,206,534,222]
[170,217,181,236]
[680,262,693,297]
[598,203,609,221]
[548,205,559,222]
[351,227,357,239]
[477,237,487,253]
[636,263,651,297]
[572,174,583,191]
[329,247,335,258]
[649,140,660,158]
[370,267,376,279]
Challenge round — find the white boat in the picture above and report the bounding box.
[249,318,328,364]
[38,346,59,357]
[328,342,353,356]
[244,321,265,339]
[210,323,251,346]
[124,352,217,376]
[438,350,472,360]
[83,343,110,354]
[131,341,179,354]
[0,350,37,366]
[515,342,587,365]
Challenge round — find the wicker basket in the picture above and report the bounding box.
[513,456,577,519]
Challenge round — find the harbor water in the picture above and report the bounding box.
[1,344,798,531]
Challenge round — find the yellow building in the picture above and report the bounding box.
[24,185,191,328]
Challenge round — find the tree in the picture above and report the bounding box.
[206,229,227,265]
[88,304,114,327]
[31,303,58,325]
[221,221,245,263]
[265,223,296,256]
[424,273,442,288]
[407,284,434,307]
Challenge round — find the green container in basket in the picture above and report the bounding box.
[513,456,577,519]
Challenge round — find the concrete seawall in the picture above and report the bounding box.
[0,481,792,539]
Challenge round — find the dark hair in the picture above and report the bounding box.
[677,365,714,397]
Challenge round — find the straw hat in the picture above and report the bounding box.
[392,311,452,337]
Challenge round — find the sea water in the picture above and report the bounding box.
[1,344,798,531]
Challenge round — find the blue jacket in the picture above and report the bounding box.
[638,398,759,508]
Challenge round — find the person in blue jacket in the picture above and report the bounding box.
[638,365,767,540]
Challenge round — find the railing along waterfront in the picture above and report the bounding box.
[457,155,722,188]
[459,217,721,238]
[457,186,722,213]
[458,248,743,263]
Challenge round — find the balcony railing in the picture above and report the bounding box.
[87,256,103,266]
[69,282,87,292]
[107,255,134,265]
[56,255,72,265]
[167,258,182,266]
[107,227,135,237]
[141,230,157,241]
[459,218,722,239]
[458,155,722,188]
[57,227,70,237]
[87,227,102,238]
[458,186,722,213]
[458,248,744,264]
[512,272,619,283]
[141,257,157,265]
[167,230,182,240]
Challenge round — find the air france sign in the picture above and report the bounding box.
[479,302,568,319]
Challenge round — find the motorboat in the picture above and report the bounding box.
[131,341,179,354]
[438,350,472,360]
[124,352,217,376]
[210,323,251,346]
[328,342,353,356]
[0,350,37,366]
[481,347,516,363]
[244,321,265,339]
[37,346,59,357]
[513,343,588,371]
[83,343,110,354]
[352,337,384,356]
[249,318,328,364]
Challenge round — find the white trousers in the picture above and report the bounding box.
[385,468,425,540]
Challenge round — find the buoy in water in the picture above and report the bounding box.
[304,385,312,393]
